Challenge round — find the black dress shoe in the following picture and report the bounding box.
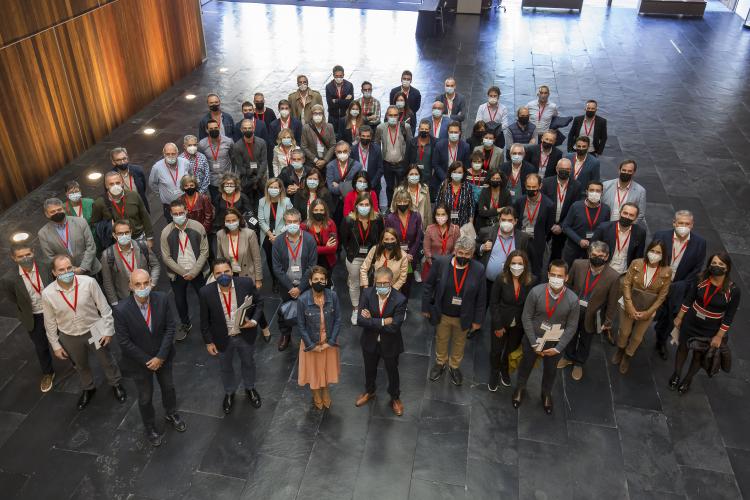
[677,380,691,395]
[429,363,445,381]
[146,427,163,447]
[655,343,668,360]
[223,393,235,414]
[668,373,680,391]
[164,413,187,432]
[112,384,127,403]
[448,367,463,386]
[499,372,511,387]
[77,388,96,410]
[512,387,525,409]
[278,335,290,352]
[542,394,553,415]
[247,388,262,408]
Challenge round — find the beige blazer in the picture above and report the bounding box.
[360,247,409,290]
[621,258,672,316]
[216,228,262,282]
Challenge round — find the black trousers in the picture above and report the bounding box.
[208,185,220,206]
[516,336,561,396]
[170,274,206,325]
[562,240,585,268]
[30,313,54,375]
[134,362,177,429]
[383,161,406,205]
[489,324,523,382]
[363,344,400,400]
[564,312,594,365]
[654,302,673,346]
[262,237,277,287]
[548,232,566,261]
[399,273,413,301]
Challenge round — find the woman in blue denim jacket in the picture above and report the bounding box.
[296,266,342,409]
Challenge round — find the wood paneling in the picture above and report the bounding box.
[0,0,99,46]
[0,0,204,211]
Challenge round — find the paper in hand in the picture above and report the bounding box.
[669,327,680,346]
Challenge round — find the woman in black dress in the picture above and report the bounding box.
[670,252,741,394]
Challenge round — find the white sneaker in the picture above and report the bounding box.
[351,309,358,325]
[414,270,422,283]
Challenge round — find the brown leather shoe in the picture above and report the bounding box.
[391,399,404,416]
[312,389,323,410]
[355,392,375,407]
[619,354,631,374]
[277,335,290,351]
[321,387,331,409]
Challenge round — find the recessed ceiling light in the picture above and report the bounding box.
[87,172,103,181]
[185,94,196,100]
[11,232,29,242]
[143,128,156,135]
[219,67,228,73]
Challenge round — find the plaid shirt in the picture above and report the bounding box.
[180,151,211,194]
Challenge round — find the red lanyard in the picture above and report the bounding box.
[358,220,371,244]
[537,104,546,122]
[285,236,302,260]
[167,165,180,187]
[643,262,656,288]
[448,144,458,163]
[336,84,343,99]
[109,195,126,219]
[58,222,70,249]
[228,232,239,261]
[209,137,221,161]
[388,126,398,146]
[59,278,79,313]
[269,202,278,221]
[432,118,441,136]
[556,181,567,204]
[672,235,688,263]
[116,244,135,273]
[583,269,602,298]
[509,167,521,187]
[224,194,236,209]
[145,302,152,329]
[126,173,134,192]
[185,193,198,212]
[66,201,82,217]
[189,155,199,178]
[540,150,549,167]
[312,226,325,246]
[338,160,349,181]
[496,232,514,257]
[616,183,631,208]
[22,263,42,294]
[483,149,493,170]
[583,118,594,137]
[490,192,501,209]
[487,105,498,122]
[585,204,602,230]
[525,198,540,227]
[418,144,425,162]
[439,226,449,253]
[451,185,461,210]
[378,296,388,317]
[398,212,410,242]
[177,231,190,255]
[221,287,233,318]
[280,117,290,129]
[453,261,469,295]
[545,285,565,319]
[360,98,371,116]
[513,279,521,302]
[615,223,631,253]
[245,139,255,161]
[574,156,585,179]
[411,186,420,208]
[351,122,358,138]
[359,145,369,168]
[256,111,265,122]
[702,282,721,307]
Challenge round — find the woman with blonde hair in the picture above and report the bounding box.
[258,177,293,291]
[272,129,297,178]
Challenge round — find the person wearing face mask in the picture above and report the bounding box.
[343,171,379,218]
[180,136,211,196]
[110,147,150,212]
[592,202,646,276]
[385,189,424,298]
[293,170,334,220]
[296,266,341,410]
[325,65,354,137]
[475,169,511,231]
[359,81,382,128]
[557,242,620,381]
[340,193,385,323]
[542,158,581,261]
[279,148,310,199]
[565,136,600,195]
[466,151,489,202]
[355,267,408,416]
[272,209,319,351]
[301,199,338,272]
[352,125,385,208]
[513,260,578,414]
[2,243,56,392]
[341,101,365,146]
[233,101,270,144]
[63,181,98,250]
[114,269,184,446]
[180,175,214,234]
[200,259,264,414]
[423,204,461,278]
[427,101,450,140]
[160,199,210,341]
[423,237,486,386]
[651,210,707,360]
[149,142,191,222]
[91,171,153,247]
[301,104,336,171]
[271,128,298,178]
[42,254,125,410]
[433,122,471,189]
[212,173,252,253]
[526,130,563,178]
[199,119,234,200]
[505,106,537,152]
[38,198,101,276]
[434,77,466,123]
[475,86,509,147]
[288,74,324,123]
[375,105,413,205]
[613,240,673,374]
[561,180,611,267]
[400,165,432,227]
[360,227,409,297]
[269,99,303,156]
[488,250,536,390]
[253,92,276,128]
[408,119,438,201]
[231,118,269,206]
[669,252,740,394]
[468,120,487,152]
[326,141,363,224]
[568,100,607,156]
[436,161,475,228]
[259,178,294,293]
[500,143,536,203]
[393,91,416,132]
[101,219,160,305]
[601,159,646,222]
[513,173,553,278]
[198,93,235,140]
[390,70,422,115]
[472,129,503,172]
[526,85,559,140]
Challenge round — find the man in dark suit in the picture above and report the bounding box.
[592,202,646,275]
[389,70,422,115]
[567,100,607,155]
[233,102,269,144]
[253,92,277,129]
[423,237,487,386]
[351,125,384,199]
[200,258,264,415]
[434,77,467,124]
[325,65,354,138]
[2,243,57,392]
[431,122,471,183]
[114,269,185,447]
[110,147,150,212]
[513,173,553,278]
[652,210,707,359]
[542,159,581,261]
[500,143,537,200]
[525,130,563,178]
[198,93,235,140]
[268,99,303,156]
[566,136,600,195]
[355,267,408,416]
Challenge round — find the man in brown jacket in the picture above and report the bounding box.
[558,241,620,380]
[288,74,324,123]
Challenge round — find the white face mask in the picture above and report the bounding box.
[435,215,448,225]
[312,114,323,124]
[334,77,344,84]
[298,84,308,92]
[281,138,293,147]
[448,132,459,142]
[268,187,280,198]
[186,145,198,155]
[445,86,455,95]
[548,276,565,290]
[587,191,602,204]
[511,154,524,164]
[488,97,499,105]
[401,79,411,88]
[499,221,514,234]
[224,186,236,194]
[109,184,124,197]
[395,101,405,109]
[292,161,304,170]
[336,152,349,162]
[647,251,662,264]
[68,192,82,203]
[165,157,177,165]
[472,162,482,171]
[408,174,420,185]
[674,226,690,238]
[451,172,463,183]
[350,109,360,117]
[510,263,524,276]
[280,109,290,118]
[482,138,494,148]
[363,91,372,98]
[432,109,443,118]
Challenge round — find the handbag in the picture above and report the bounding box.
[280,300,297,321]
[630,287,658,311]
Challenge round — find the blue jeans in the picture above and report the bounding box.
[218,336,256,393]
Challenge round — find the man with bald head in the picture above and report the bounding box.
[149,142,191,222]
[114,269,185,447]
[542,158,581,261]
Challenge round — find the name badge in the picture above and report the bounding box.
[248,217,258,225]
[400,244,408,252]
[540,321,552,331]
[510,318,516,327]
[451,211,459,220]
[417,164,425,170]
[618,296,625,309]
[585,232,594,239]
[509,189,516,197]
[316,144,325,155]
[359,246,368,255]
[291,265,301,272]
[524,226,534,235]
[250,162,258,170]
[579,299,589,308]
[451,296,462,306]
[696,312,706,320]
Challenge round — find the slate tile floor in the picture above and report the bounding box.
[1,1,750,498]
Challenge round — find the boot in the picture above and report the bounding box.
[611,348,625,365]
[312,388,323,410]
[619,354,631,374]
[321,386,332,409]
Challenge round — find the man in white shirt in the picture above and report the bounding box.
[527,85,559,140]
[475,85,509,141]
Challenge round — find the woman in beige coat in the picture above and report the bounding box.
[359,227,409,291]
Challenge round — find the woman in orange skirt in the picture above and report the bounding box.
[296,266,342,409]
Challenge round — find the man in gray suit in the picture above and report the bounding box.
[38,198,101,276]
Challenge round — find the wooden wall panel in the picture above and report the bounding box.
[0,0,205,211]
[0,0,99,46]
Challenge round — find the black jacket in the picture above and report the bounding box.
[476,226,533,270]
[541,176,581,224]
[592,221,646,270]
[421,256,486,330]
[114,292,175,372]
[567,115,608,155]
[490,276,537,331]
[525,144,563,177]
[1,261,52,332]
[325,80,355,122]
[339,216,385,262]
[475,187,513,231]
[199,277,263,351]
[513,194,554,274]
[357,287,408,357]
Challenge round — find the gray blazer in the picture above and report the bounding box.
[101,242,161,304]
[38,216,101,275]
[601,179,647,222]
[216,228,262,281]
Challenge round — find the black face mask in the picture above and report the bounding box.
[209,104,220,112]
[489,180,503,188]
[518,117,530,125]
[619,172,633,183]
[359,138,370,147]
[590,256,607,267]
[526,189,538,198]
[243,112,254,119]
[542,142,554,150]
[618,217,634,228]
[311,281,326,292]
[384,242,398,251]
[50,212,66,223]
[418,131,429,138]
[312,212,325,222]
[585,110,596,118]
[576,148,588,156]
[455,256,470,266]
[709,265,726,277]
[397,204,409,213]
[557,170,570,180]
[184,187,197,196]
[255,102,265,111]
[243,130,254,138]
[116,163,128,171]
[208,129,220,139]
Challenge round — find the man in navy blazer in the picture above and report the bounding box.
[525,131,563,178]
[198,93,235,140]
[592,203,646,275]
[233,102,269,144]
[200,259,264,414]
[566,136,600,195]
[389,70,422,115]
[431,122,471,183]
[500,143,538,199]
[541,160,581,260]
[651,210,707,359]
[268,100,303,152]
[567,101,607,155]
[434,77,467,124]
[325,65,354,137]
[351,125,384,195]
[355,267,408,416]
[114,269,184,447]
[423,237,486,386]
[110,147,150,213]
[513,174,553,278]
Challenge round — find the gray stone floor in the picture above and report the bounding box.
[0,1,749,498]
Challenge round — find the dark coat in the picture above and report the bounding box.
[422,255,486,330]
[114,292,176,372]
[357,287,408,357]
[199,277,263,351]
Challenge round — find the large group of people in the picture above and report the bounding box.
[2,66,740,446]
